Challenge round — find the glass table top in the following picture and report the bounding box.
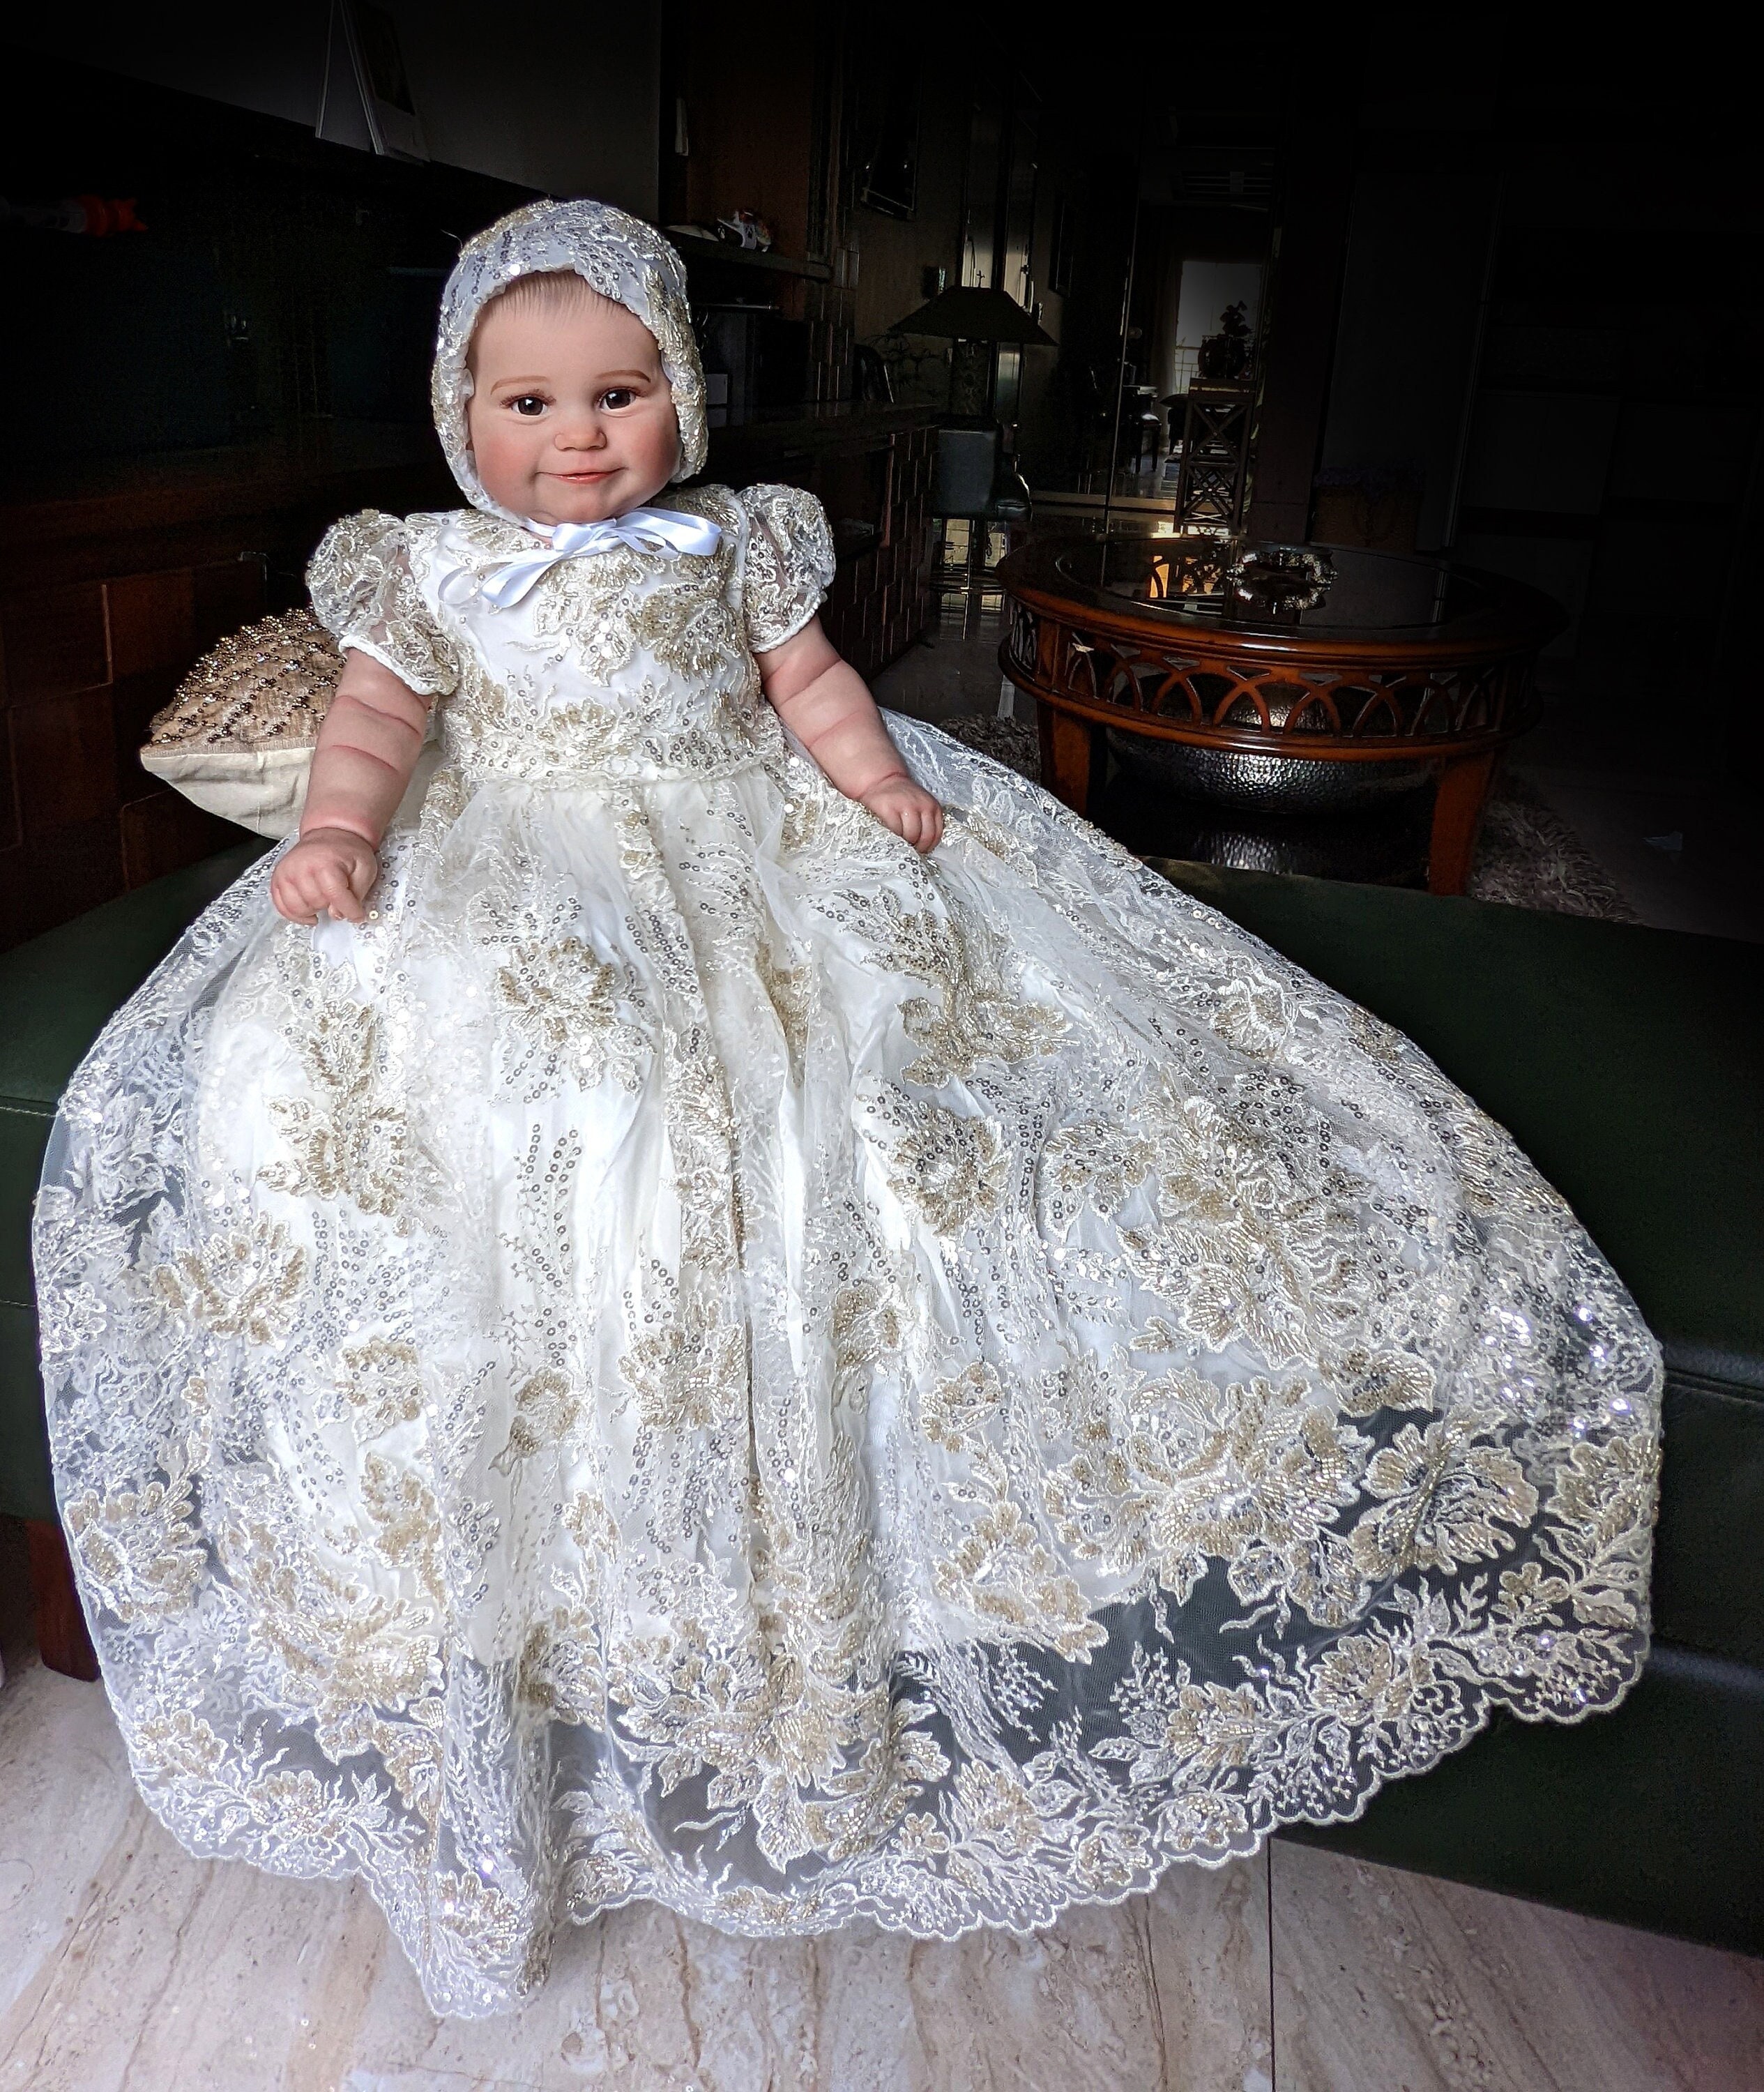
[1012,534,1557,644]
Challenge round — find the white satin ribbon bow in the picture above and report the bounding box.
[441,507,722,612]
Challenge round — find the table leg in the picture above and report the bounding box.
[1037,703,1103,817]
[1429,750,1501,896]
[26,1517,98,1681]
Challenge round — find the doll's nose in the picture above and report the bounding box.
[556,417,608,451]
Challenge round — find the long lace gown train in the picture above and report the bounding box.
[34,482,1660,2017]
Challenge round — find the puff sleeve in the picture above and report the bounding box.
[306,510,458,697]
[736,484,838,653]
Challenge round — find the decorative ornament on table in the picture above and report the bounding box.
[715,209,773,251]
[1226,544,1335,616]
[0,195,146,236]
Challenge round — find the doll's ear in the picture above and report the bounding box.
[459,370,478,460]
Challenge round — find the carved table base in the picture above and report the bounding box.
[1001,538,1562,897]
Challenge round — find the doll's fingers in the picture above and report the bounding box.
[270,879,317,926]
[314,863,367,923]
[270,863,317,924]
[289,861,332,907]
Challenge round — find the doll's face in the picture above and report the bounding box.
[466,287,682,527]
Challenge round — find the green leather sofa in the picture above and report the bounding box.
[3,846,1760,1956]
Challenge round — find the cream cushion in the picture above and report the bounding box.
[139,743,316,840]
[142,609,342,840]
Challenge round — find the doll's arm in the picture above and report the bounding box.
[271,653,430,924]
[758,618,943,853]
[303,652,430,844]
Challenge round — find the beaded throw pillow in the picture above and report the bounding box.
[142,609,343,839]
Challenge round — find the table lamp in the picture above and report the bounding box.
[890,284,1056,419]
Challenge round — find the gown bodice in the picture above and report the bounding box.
[306,481,836,791]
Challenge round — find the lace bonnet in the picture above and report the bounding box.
[432,199,708,525]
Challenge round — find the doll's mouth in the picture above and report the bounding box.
[547,469,620,484]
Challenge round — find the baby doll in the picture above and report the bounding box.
[273,266,941,930]
[36,201,1661,2020]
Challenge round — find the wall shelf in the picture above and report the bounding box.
[668,231,831,282]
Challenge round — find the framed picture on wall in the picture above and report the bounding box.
[856,52,920,219]
[326,0,428,161]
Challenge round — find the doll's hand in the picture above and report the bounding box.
[271,828,381,925]
[860,775,944,854]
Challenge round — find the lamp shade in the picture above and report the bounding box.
[890,283,1056,345]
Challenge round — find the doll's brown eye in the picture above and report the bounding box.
[600,388,636,411]
[510,395,546,416]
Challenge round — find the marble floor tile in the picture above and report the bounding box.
[0,1651,1272,2091]
[0,1654,135,2024]
[15,1641,1764,2092]
[871,591,1009,726]
[1270,1838,1764,2092]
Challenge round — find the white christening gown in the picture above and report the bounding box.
[36,483,1662,2016]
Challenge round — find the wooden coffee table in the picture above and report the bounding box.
[997,535,1565,894]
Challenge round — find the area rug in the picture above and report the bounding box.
[932,714,1638,925]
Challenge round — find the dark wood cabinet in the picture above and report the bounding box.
[0,556,263,947]
[0,435,454,950]
[661,4,856,414]
[704,409,937,680]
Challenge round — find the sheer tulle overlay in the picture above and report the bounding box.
[36,491,1660,2017]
